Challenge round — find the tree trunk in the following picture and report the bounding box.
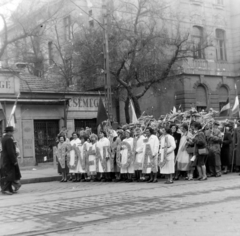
[124,97,130,124]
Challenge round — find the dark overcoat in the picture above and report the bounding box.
[221,131,232,166]
[234,127,240,166]
[1,134,17,181]
[173,132,181,156]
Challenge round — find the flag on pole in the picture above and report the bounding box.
[0,102,6,121]
[7,93,20,128]
[219,98,230,117]
[232,84,240,116]
[129,99,138,124]
[97,97,108,126]
[171,106,177,114]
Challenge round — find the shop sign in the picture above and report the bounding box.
[0,77,15,93]
[68,97,105,111]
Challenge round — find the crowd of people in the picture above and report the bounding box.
[55,118,239,184]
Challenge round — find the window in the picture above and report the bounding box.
[216,29,227,61]
[216,0,223,5]
[196,85,207,110]
[192,26,205,59]
[89,9,94,27]
[48,41,53,65]
[63,16,71,40]
[218,86,228,110]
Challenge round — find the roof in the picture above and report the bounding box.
[19,73,89,94]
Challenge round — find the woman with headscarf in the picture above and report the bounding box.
[120,130,134,182]
[159,127,176,184]
[142,127,159,183]
[111,130,122,182]
[133,127,145,181]
[96,130,111,182]
[57,135,68,182]
[86,133,98,181]
[175,123,190,180]
[69,132,81,182]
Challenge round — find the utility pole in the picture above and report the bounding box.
[102,0,113,121]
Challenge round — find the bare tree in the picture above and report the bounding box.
[71,0,212,121]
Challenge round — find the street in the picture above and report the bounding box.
[0,174,240,236]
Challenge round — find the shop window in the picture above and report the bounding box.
[63,15,72,41]
[192,26,205,59]
[216,29,227,61]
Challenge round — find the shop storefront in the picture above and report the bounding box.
[0,70,116,166]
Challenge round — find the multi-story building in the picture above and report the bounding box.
[0,0,240,165]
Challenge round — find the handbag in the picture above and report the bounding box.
[198,148,208,155]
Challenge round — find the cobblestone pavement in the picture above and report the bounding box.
[1,174,240,236]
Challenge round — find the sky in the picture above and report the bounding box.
[0,0,21,30]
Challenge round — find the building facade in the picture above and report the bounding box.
[1,0,240,126]
[0,70,116,166]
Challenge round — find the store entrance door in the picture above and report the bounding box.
[34,120,59,164]
[75,119,97,134]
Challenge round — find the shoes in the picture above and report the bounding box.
[12,182,21,192]
[201,177,208,181]
[1,190,13,195]
[72,179,78,182]
[60,179,64,182]
[147,179,153,183]
[63,179,67,182]
[153,179,158,183]
[195,177,203,181]
[215,174,221,177]
[188,178,193,181]
[173,176,180,181]
[164,180,173,184]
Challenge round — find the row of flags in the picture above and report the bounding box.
[97,97,138,126]
[219,84,239,117]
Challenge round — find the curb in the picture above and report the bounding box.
[21,176,62,184]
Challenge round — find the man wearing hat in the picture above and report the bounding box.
[0,126,19,195]
[206,121,222,177]
[233,119,240,172]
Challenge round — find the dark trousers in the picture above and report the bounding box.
[1,178,13,192]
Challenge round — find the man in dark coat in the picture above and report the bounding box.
[221,125,232,174]
[206,121,222,177]
[0,126,18,195]
[170,124,181,156]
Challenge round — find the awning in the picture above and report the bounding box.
[0,99,66,103]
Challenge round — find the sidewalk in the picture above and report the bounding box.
[20,163,61,184]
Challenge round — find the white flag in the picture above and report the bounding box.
[129,99,138,124]
[232,96,239,115]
